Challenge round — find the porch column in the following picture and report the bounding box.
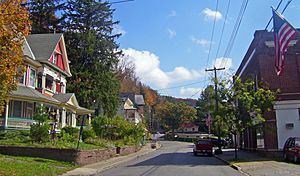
[61,108,66,128]
[88,114,91,128]
[71,113,76,127]
[42,73,46,90]
[56,108,60,128]
[3,100,9,129]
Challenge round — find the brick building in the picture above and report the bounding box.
[236,29,300,150]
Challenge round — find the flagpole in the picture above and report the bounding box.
[264,0,283,30]
[269,0,293,31]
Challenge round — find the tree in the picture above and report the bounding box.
[27,0,64,34]
[213,78,275,159]
[196,85,214,133]
[117,59,140,94]
[157,101,196,136]
[0,0,30,114]
[63,0,122,116]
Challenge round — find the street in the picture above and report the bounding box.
[99,141,244,176]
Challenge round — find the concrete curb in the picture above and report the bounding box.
[62,143,161,176]
[214,155,250,176]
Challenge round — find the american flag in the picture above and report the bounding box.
[272,8,297,76]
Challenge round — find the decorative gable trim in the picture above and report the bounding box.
[48,34,72,77]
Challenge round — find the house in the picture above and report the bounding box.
[235,29,300,150]
[118,93,145,124]
[0,33,94,130]
[181,123,198,132]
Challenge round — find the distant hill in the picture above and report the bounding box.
[160,96,197,107]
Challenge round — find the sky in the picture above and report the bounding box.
[108,0,300,98]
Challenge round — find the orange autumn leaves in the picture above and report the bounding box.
[0,0,30,113]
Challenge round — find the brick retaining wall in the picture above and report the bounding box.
[0,145,141,165]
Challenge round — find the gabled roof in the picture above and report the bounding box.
[25,33,72,77]
[135,95,145,105]
[26,33,62,61]
[53,93,94,114]
[53,93,74,104]
[23,38,36,60]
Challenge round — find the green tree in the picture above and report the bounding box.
[196,85,214,133]
[30,106,50,142]
[27,0,64,34]
[63,0,122,116]
[157,102,196,136]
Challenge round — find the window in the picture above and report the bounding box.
[17,67,25,85]
[26,102,34,118]
[53,54,57,64]
[12,101,22,118]
[37,75,42,88]
[19,73,25,84]
[29,69,36,87]
[46,75,54,91]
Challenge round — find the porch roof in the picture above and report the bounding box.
[53,93,94,115]
[9,85,60,105]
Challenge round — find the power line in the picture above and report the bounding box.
[221,0,249,68]
[205,0,220,69]
[214,0,231,66]
[264,0,283,30]
[157,79,208,91]
[110,0,135,5]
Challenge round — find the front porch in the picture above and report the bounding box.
[0,86,93,130]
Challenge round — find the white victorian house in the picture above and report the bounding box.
[0,33,93,130]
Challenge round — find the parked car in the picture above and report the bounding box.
[193,139,213,156]
[207,138,227,148]
[283,137,300,163]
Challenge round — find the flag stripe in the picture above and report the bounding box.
[273,8,297,76]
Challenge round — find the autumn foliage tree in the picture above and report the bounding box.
[157,101,197,136]
[0,0,30,113]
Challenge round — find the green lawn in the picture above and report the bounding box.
[0,154,77,176]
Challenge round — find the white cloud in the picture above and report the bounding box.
[213,57,233,71]
[167,67,204,82]
[167,28,176,39]
[179,87,203,96]
[121,48,205,89]
[113,24,126,36]
[191,36,212,47]
[169,10,176,17]
[202,8,223,21]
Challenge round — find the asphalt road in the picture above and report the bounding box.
[98,141,244,176]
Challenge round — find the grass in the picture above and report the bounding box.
[0,154,77,176]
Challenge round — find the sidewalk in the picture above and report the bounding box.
[62,143,160,176]
[215,149,300,176]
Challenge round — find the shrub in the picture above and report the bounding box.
[61,126,79,137]
[82,129,96,142]
[30,124,50,143]
[59,126,79,142]
[0,130,30,142]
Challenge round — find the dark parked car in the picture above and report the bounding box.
[283,137,300,163]
[193,139,213,156]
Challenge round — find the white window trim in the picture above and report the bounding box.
[53,54,57,65]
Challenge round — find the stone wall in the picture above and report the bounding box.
[0,145,141,165]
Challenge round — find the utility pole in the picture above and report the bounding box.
[205,66,225,155]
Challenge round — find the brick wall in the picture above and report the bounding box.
[235,29,300,150]
[0,145,141,165]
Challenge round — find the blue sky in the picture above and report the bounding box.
[109,0,300,98]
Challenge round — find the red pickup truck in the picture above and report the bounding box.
[193,139,213,156]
